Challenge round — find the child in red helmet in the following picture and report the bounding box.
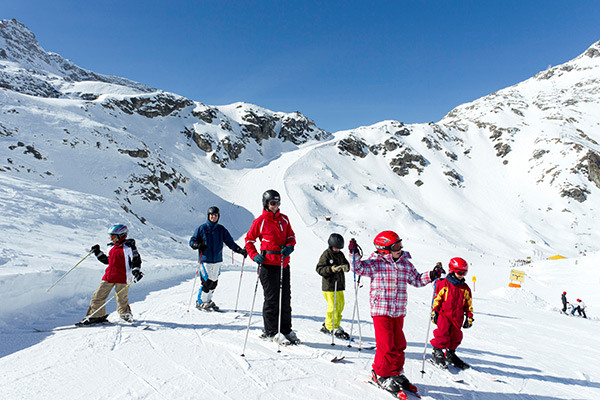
[430,257,474,369]
[348,232,443,396]
[561,291,568,314]
[572,298,587,318]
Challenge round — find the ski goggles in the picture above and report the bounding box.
[455,270,467,277]
[268,200,280,206]
[390,241,403,252]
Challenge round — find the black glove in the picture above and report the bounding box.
[253,254,265,264]
[463,317,473,329]
[198,242,208,252]
[191,242,200,250]
[431,310,439,324]
[235,246,248,258]
[91,244,101,256]
[132,268,144,282]
[281,245,294,257]
[430,264,445,280]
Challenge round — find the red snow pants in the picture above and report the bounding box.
[372,316,407,377]
[430,314,463,350]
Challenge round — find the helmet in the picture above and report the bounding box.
[328,233,344,249]
[262,189,281,210]
[577,299,581,302]
[449,257,468,275]
[563,291,566,295]
[374,231,402,254]
[107,224,128,238]
[207,206,220,221]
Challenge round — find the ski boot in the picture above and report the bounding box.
[75,314,108,327]
[371,370,403,393]
[334,327,350,340]
[446,349,470,369]
[284,330,301,344]
[204,300,220,312]
[120,313,134,323]
[320,323,332,335]
[392,374,419,394]
[259,331,286,344]
[432,346,448,368]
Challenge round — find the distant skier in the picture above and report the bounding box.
[430,257,474,370]
[349,232,444,395]
[572,298,587,318]
[316,233,350,340]
[77,224,143,326]
[190,206,248,311]
[561,291,568,314]
[245,190,299,344]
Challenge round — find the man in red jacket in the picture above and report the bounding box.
[77,224,143,326]
[245,190,299,344]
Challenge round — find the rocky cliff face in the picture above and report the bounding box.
[0,19,331,226]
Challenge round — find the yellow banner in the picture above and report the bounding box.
[510,269,526,282]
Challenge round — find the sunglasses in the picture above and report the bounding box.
[390,241,403,251]
[268,200,280,206]
[455,271,467,276]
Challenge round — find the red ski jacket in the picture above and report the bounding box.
[98,239,142,284]
[432,274,473,328]
[245,209,296,267]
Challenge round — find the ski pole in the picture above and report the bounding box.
[47,250,93,292]
[277,247,284,353]
[234,256,246,312]
[187,252,203,312]
[331,272,338,346]
[241,263,262,357]
[348,253,363,350]
[420,278,438,375]
[82,281,134,323]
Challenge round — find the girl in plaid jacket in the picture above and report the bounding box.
[349,231,443,395]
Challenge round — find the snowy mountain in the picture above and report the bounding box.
[1,19,600,400]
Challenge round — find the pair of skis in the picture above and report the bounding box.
[33,320,149,332]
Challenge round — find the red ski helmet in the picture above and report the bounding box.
[374,231,402,254]
[449,257,468,275]
[577,299,581,302]
[563,291,566,295]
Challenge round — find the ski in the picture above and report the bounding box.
[366,380,408,400]
[33,321,149,332]
[425,359,467,384]
[33,321,113,332]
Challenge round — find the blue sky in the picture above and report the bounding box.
[3,1,600,132]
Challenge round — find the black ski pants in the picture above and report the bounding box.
[260,263,292,336]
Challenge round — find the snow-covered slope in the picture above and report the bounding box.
[1,18,599,400]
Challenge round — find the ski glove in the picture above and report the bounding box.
[331,265,344,273]
[430,264,445,281]
[431,310,439,324]
[463,317,473,329]
[281,245,294,257]
[191,242,200,250]
[253,254,265,265]
[348,238,359,255]
[235,246,248,258]
[132,268,144,282]
[198,243,208,252]
[91,244,101,256]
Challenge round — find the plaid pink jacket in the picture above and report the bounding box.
[352,251,431,317]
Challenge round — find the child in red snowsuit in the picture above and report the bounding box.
[430,257,473,369]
